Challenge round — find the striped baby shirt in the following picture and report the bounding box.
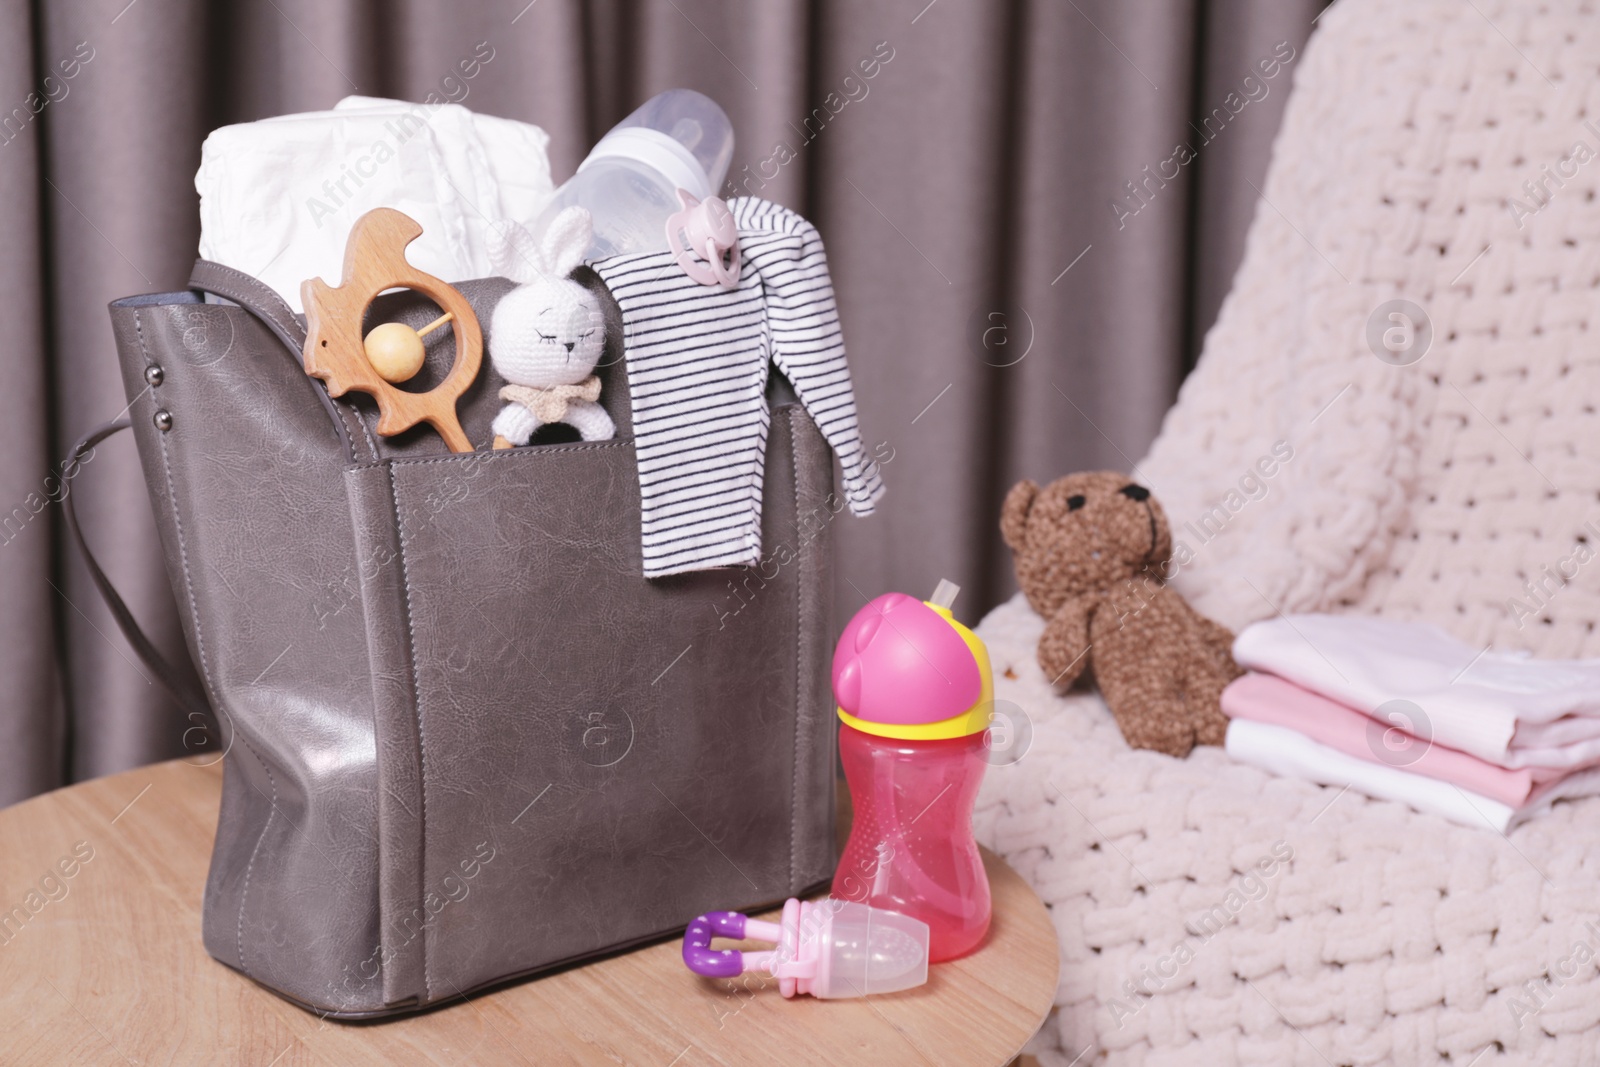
[591,197,884,577]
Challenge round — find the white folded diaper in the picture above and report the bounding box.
[196,95,554,312]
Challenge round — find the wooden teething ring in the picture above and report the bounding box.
[301,208,482,453]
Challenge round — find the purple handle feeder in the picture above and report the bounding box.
[679,898,929,999]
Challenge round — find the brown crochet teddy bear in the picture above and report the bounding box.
[1001,471,1241,757]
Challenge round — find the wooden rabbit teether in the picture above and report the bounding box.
[302,208,482,452]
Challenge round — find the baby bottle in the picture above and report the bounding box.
[831,580,993,962]
[530,89,735,259]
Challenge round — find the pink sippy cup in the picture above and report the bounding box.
[831,580,993,962]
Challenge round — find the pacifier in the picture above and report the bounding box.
[682,897,929,999]
[665,188,741,289]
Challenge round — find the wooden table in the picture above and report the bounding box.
[0,758,1058,1065]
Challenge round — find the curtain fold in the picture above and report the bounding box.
[0,0,62,800]
[0,0,1322,805]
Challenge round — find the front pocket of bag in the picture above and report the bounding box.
[353,439,806,1003]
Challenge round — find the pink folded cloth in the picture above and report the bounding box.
[1221,672,1573,807]
[1231,614,1600,768]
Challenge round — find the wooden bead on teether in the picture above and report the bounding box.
[362,312,454,384]
[364,322,424,383]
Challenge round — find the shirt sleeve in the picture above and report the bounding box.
[730,197,885,516]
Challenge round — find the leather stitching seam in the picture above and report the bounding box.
[137,308,279,983]
[381,439,631,471]
[388,463,432,1002]
[340,402,377,464]
[354,406,379,462]
[788,409,803,895]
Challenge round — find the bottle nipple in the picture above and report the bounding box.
[670,117,704,150]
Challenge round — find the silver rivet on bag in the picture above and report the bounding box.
[145,365,164,386]
[154,410,173,431]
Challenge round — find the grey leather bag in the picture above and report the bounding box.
[71,259,838,1017]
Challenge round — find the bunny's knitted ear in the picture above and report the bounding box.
[541,206,594,277]
[490,219,546,284]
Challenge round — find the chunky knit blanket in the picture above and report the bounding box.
[976,1,1600,1063]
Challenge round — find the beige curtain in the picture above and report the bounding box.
[0,0,1324,804]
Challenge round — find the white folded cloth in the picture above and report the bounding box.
[1232,614,1600,768]
[196,96,554,312]
[1516,714,1600,747]
[1225,719,1516,830]
[1226,718,1600,832]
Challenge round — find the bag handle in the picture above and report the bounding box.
[61,418,215,724]
[189,259,307,351]
[188,259,364,463]
[67,266,367,730]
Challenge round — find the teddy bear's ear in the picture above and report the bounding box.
[1000,480,1039,550]
[489,219,545,284]
[541,206,594,278]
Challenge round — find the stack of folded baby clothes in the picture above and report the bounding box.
[1221,614,1600,830]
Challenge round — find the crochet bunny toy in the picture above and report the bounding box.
[488,206,615,445]
[1001,471,1242,758]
